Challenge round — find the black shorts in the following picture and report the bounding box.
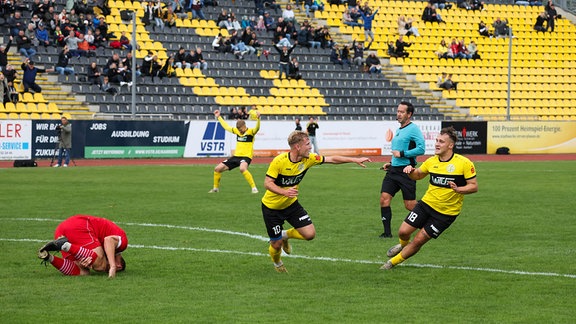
[403,201,457,239]
[222,156,252,170]
[262,201,312,241]
[381,166,417,200]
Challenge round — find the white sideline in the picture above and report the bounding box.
[3,218,576,279]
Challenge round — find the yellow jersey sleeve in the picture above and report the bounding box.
[262,153,324,210]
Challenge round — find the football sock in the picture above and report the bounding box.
[213,171,222,189]
[390,252,406,266]
[63,243,98,266]
[381,206,392,235]
[400,238,410,247]
[268,244,282,264]
[51,255,82,276]
[241,170,256,188]
[283,228,305,240]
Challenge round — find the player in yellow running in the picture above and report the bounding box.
[262,131,371,272]
[208,109,261,194]
[381,126,478,270]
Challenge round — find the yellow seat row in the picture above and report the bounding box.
[0,112,62,119]
[0,102,61,114]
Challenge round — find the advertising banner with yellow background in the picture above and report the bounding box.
[487,121,576,154]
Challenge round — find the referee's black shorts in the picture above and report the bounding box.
[381,166,417,200]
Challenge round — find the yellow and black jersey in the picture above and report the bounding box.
[420,153,476,216]
[262,152,324,210]
[218,116,260,159]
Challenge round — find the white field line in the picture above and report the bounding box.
[4,218,576,279]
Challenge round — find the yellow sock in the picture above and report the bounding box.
[242,170,256,188]
[213,171,221,189]
[268,244,282,264]
[400,238,410,247]
[390,252,406,266]
[285,228,305,240]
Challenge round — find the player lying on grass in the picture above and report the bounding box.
[37,215,128,278]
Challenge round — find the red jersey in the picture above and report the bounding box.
[54,215,128,259]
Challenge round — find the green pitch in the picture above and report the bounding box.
[0,160,575,323]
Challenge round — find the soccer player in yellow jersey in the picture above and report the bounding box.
[262,131,371,272]
[208,109,261,194]
[381,126,478,270]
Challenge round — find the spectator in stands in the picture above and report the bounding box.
[398,16,420,37]
[174,47,190,69]
[122,51,140,77]
[422,2,444,23]
[55,46,75,75]
[545,1,557,32]
[534,12,547,32]
[77,33,94,57]
[457,0,471,10]
[87,61,103,87]
[263,0,281,14]
[394,35,412,58]
[25,23,39,49]
[256,15,266,31]
[493,18,511,37]
[15,30,37,60]
[304,0,323,18]
[106,62,124,84]
[342,8,361,27]
[163,6,177,29]
[158,55,176,79]
[351,39,371,69]
[216,8,230,29]
[238,107,249,119]
[190,48,209,70]
[35,23,51,51]
[21,59,53,93]
[470,0,485,11]
[8,11,26,36]
[360,7,378,43]
[142,1,155,28]
[247,30,264,50]
[365,51,382,75]
[478,20,492,37]
[288,57,302,80]
[92,28,107,50]
[101,76,118,96]
[457,39,472,59]
[316,26,334,49]
[387,41,397,58]
[437,72,457,90]
[190,0,207,20]
[0,73,15,104]
[119,31,133,51]
[467,40,480,59]
[449,38,464,59]
[274,42,297,79]
[435,39,450,58]
[212,33,234,54]
[2,64,18,85]
[342,44,352,68]
[104,52,120,74]
[282,4,295,23]
[330,44,346,68]
[263,12,276,31]
[64,30,86,58]
[0,37,13,71]
[430,0,452,9]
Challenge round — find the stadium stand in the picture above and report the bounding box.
[1,0,576,121]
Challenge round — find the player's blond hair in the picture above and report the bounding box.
[235,120,246,129]
[288,131,309,146]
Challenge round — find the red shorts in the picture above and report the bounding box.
[54,215,128,259]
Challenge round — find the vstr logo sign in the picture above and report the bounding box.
[198,122,226,156]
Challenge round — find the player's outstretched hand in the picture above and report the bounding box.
[356,157,371,167]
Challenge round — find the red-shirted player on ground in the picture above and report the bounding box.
[37,215,128,278]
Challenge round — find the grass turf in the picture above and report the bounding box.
[0,160,575,323]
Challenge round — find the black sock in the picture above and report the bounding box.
[381,206,392,235]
